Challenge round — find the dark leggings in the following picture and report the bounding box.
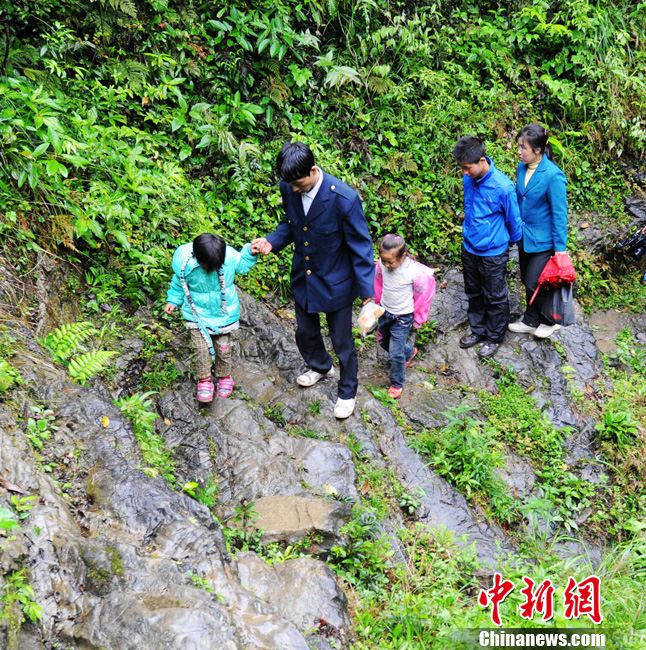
[519,244,554,326]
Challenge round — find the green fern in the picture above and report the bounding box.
[67,351,118,385]
[39,322,98,364]
[100,0,137,18]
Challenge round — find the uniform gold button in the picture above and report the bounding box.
[331,185,336,190]
[303,226,308,232]
[306,270,312,275]
[305,256,310,261]
[304,241,309,246]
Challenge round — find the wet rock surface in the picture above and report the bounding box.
[252,495,351,547]
[1,250,643,648]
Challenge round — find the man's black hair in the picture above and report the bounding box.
[453,136,486,164]
[276,142,315,183]
[193,233,226,272]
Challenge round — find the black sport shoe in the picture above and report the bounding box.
[459,333,484,349]
[477,341,499,358]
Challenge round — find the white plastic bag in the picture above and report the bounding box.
[358,302,385,336]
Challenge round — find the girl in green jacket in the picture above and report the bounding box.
[165,233,257,402]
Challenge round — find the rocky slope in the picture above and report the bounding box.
[0,244,644,649]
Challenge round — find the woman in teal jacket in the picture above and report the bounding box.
[509,124,569,339]
[165,234,256,402]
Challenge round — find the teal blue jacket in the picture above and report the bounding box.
[166,242,256,332]
[516,156,568,253]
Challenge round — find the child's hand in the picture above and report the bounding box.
[164,303,176,314]
[251,238,272,255]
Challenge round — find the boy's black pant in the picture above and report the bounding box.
[294,302,358,399]
[461,246,510,343]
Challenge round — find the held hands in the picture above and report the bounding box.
[164,303,176,315]
[251,238,273,255]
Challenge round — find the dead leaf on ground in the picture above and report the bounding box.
[0,477,27,494]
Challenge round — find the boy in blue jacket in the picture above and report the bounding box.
[165,234,257,402]
[453,136,522,358]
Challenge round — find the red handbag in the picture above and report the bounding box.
[529,253,576,305]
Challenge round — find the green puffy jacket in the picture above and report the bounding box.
[166,242,256,333]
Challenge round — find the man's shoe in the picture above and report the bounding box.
[297,366,335,387]
[387,386,403,399]
[534,324,561,339]
[477,341,499,358]
[459,333,484,349]
[405,347,419,368]
[508,320,537,334]
[334,397,356,419]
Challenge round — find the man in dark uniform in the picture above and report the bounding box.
[252,142,374,419]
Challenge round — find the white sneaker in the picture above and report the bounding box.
[334,397,356,419]
[533,324,562,339]
[508,320,537,334]
[297,367,335,387]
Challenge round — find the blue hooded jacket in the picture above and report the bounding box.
[166,242,256,333]
[462,158,523,256]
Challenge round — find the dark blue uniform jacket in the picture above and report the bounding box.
[266,172,374,313]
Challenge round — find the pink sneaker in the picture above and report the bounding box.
[196,378,214,403]
[216,375,235,398]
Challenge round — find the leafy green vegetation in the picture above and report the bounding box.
[592,329,646,539]
[0,360,21,395]
[221,499,263,554]
[24,406,57,451]
[38,321,98,364]
[115,391,176,487]
[183,476,220,510]
[0,508,19,533]
[411,406,521,526]
[481,369,597,533]
[1,0,643,313]
[263,401,287,427]
[0,570,43,650]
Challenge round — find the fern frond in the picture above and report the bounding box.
[68,350,118,384]
[266,76,290,104]
[367,75,392,95]
[39,321,98,364]
[261,59,281,76]
[385,152,418,174]
[100,0,138,18]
